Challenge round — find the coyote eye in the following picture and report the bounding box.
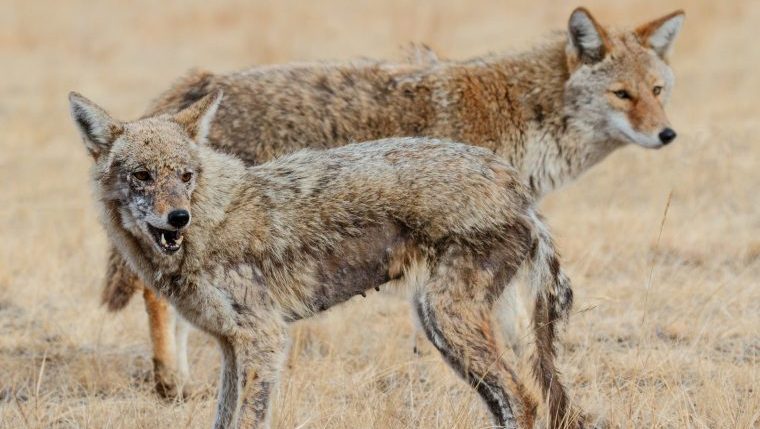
[133,171,152,182]
[181,172,193,183]
[653,86,663,96]
[613,90,632,100]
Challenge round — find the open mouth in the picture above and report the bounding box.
[147,224,184,254]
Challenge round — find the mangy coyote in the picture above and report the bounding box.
[71,89,578,428]
[93,6,683,424]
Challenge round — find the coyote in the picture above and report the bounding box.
[97,5,683,419]
[71,90,578,429]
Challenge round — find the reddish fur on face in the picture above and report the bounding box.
[152,174,191,218]
[605,61,670,136]
[596,28,675,137]
[628,85,669,135]
[153,199,168,217]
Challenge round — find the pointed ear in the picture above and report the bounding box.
[567,7,610,66]
[635,10,685,60]
[173,90,223,144]
[69,92,123,160]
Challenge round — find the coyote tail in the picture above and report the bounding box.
[143,68,215,117]
[525,210,573,323]
[522,210,577,424]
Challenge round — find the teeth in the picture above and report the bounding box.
[160,232,168,247]
[175,235,183,246]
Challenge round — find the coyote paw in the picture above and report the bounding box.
[155,378,203,401]
[153,360,197,401]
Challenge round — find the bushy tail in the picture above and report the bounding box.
[101,247,142,312]
[142,68,215,118]
[524,210,577,426]
[525,211,573,322]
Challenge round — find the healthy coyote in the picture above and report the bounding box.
[94,6,683,424]
[71,90,578,428]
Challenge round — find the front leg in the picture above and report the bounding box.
[214,314,288,429]
[143,288,182,399]
[214,337,240,429]
[236,317,288,428]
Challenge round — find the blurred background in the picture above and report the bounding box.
[1,1,758,428]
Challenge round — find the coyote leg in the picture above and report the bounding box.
[175,313,191,381]
[143,288,186,398]
[214,314,287,429]
[413,255,537,428]
[213,337,240,429]
[236,332,287,428]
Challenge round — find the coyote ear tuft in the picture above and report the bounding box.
[174,90,223,144]
[635,10,685,60]
[69,92,123,160]
[567,7,610,66]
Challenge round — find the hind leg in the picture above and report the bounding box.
[413,253,537,428]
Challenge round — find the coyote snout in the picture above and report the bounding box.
[138,172,192,254]
[658,127,677,145]
[153,209,191,253]
[604,78,678,148]
[147,218,187,254]
[167,209,191,228]
[131,170,195,254]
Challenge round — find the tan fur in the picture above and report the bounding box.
[91,8,683,424]
[142,288,183,397]
[70,91,579,428]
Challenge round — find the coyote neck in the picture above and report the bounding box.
[437,40,622,198]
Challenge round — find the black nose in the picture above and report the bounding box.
[167,210,190,228]
[658,128,677,145]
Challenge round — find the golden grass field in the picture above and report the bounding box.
[1,0,758,427]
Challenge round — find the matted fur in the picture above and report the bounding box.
[71,90,579,428]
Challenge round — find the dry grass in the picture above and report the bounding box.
[1,0,758,427]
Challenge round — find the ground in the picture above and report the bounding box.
[0,1,758,428]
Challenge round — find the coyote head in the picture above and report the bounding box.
[565,8,685,149]
[69,91,222,256]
